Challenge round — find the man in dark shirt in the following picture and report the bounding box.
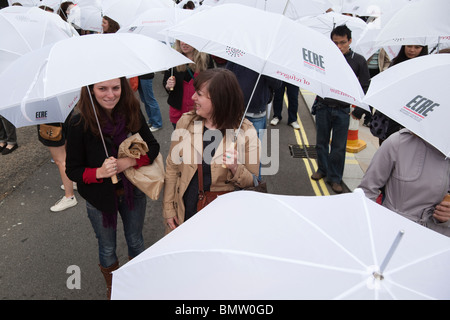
[311,24,370,193]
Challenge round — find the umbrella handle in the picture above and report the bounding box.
[222,141,236,169]
[111,174,118,184]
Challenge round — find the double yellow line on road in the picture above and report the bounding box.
[284,92,330,196]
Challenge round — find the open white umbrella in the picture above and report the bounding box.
[0,33,192,128]
[0,5,78,73]
[332,0,410,18]
[297,12,369,58]
[212,0,333,20]
[162,4,367,109]
[101,0,173,28]
[111,189,450,299]
[372,0,450,49]
[67,3,103,33]
[117,7,195,42]
[363,54,450,158]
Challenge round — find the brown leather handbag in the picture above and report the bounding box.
[197,163,231,212]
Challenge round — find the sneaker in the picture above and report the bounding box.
[50,196,77,212]
[150,126,161,132]
[289,121,300,130]
[61,182,77,191]
[270,117,280,126]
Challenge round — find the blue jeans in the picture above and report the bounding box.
[86,187,147,268]
[245,114,266,179]
[272,82,299,124]
[138,78,162,128]
[314,101,350,184]
[245,114,266,140]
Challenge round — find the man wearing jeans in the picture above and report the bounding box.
[226,62,281,139]
[138,73,163,132]
[311,25,370,193]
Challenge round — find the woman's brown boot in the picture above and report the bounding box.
[99,260,119,300]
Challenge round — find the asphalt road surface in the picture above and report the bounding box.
[0,72,337,300]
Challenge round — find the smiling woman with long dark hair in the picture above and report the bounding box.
[65,77,159,299]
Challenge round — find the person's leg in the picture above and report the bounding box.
[48,144,74,198]
[48,144,77,211]
[0,118,6,150]
[286,84,299,125]
[139,78,162,129]
[119,188,147,259]
[327,107,350,184]
[246,115,266,140]
[86,201,119,299]
[2,117,17,146]
[245,115,266,179]
[314,103,332,177]
[138,80,152,126]
[272,84,285,121]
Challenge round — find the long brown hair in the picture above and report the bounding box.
[193,68,244,130]
[102,16,120,33]
[76,77,141,136]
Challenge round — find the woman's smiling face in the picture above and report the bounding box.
[92,79,121,114]
[192,82,213,120]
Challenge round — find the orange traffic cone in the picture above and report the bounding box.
[346,105,367,153]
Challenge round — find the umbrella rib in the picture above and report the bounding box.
[266,193,369,269]
[357,189,379,266]
[384,247,450,276]
[137,248,366,275]
[385,279,438,300]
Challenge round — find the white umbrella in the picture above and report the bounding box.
[297,12,369,58]
[363,54,450,158]
[117,7,195,42]
[0,6,78,73]
[0,33,192,128]
[333,0,410,17]
[372,0,450,48]
[67,3,103,33]
[111,189,450,299]
[212,0,333,20]
[101,0,173,28]
[162,4,367,109]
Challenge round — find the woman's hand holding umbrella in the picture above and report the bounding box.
[97,157,119,180]
[223,148,238,175]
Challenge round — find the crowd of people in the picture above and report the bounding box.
[1,0,449,299]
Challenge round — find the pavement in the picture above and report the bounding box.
[299,89,380,192]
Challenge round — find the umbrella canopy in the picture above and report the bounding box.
[372,0,450,48]
[117,7,195,42]
[67,4,103,33]
[101,0,173,28]
[211,0,333,20]
[0,33,192,127]
[162,3,367,108]
[297,12,369,58]
[331,0,410,17]
[111,189,450,300]
[0,5,78,73]
[363,54,450,158]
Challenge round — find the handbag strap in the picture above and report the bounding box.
[198,163,204,194]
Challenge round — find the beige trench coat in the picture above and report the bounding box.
[163,112,260,229]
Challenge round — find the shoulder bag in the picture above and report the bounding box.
[197,163,231,212]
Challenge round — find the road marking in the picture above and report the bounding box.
[284,93,329,196]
